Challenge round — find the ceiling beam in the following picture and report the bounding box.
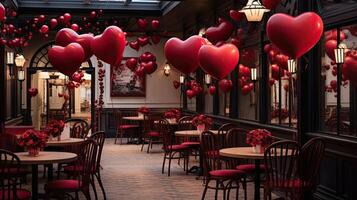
[124,0,132,6]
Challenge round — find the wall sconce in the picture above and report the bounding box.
[287,59,297,74]
[18,68,25,82]
[6,51,14,65]
[334,43,347,64]
[204,74,211,86]
[198,28,206,37]
[15,54,26,67]
[163,63,171,76]
[239,0,270,22]
[179,75,185,84]
[251,67,257,81]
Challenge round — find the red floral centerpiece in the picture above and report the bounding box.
[18,130,48,156]
[192,114,213,133]
[44,119,65,141]
[164,109,182,123]
[246,129,273,153]
[137,106,150,118]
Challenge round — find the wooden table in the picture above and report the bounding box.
[122,116,145,121]
[47,138,85,147]
[174,130,218,137]
[219,147,264,200]
[15,151,77,200]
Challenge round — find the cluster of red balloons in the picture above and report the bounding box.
[128,18,161,51]
[186,80,203,99]
[125,52,157,77]
[238,64,255,95]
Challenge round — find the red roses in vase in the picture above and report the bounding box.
[137,106,150,117]
[246,129,273,153]
[164,109,182,122]
[44,120,65,140]
[18,130,48,156]
[192,114,213,133]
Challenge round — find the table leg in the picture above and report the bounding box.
[31,164,39,200]
[254,160,261,200]
[47,164,53,181]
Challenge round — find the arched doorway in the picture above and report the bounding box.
[25,41,95,129]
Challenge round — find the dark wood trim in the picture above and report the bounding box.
[0,45,5,132]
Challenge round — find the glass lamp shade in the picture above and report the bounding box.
[251,67,257,81]
[205,74,212,85]
[18,69,25,81]
[287,59,297,74]
[198,28,206,37]
[163,63,171,76]
[6,51,14,65]
[334,48,345,64]
[15,54,26,67]
[179,75,185,84]
[239,0,270,22]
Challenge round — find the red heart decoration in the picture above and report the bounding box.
[28,88,38,97]
[343,56,357,85]
[55,28,94,60]
[151,20,160,29]
[164,35,207,75]
[50,18,58,29]
[173,81,180,89]
[199,44,239,80]
[63,13,71,23]
[0,3,5,22]
[274,54,289,70]
[266,12,323,58]
[126,58,138,71]
[138,36,150,47]
[137,18,148,29]
[151,35,161,44]
[230,36,243,48]
[186,90,195,99]
[271,64,286,80]
[91,26,126,66]
[238,64,251,78]
[38,15,46,23]
[205,21,234,45]
[240,49,256,66]
[325,29,345,41]
[219,79,233,93]
[71,71,84,83]
[229,10,244,22]
[135,65,146,77]
[40,25,49,34]
[48,43,85,77]
[209,85,216,95]
[129,41,140,51]
[262,0,282,10]
[141,61,157,75]
[269,79,276,86]
[325,39,337,61]
[71,24,79,32]
[140,52,156,62]
[241,83,254,95]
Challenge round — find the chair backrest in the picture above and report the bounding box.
[0,149,22,200]
[65,118,89,138]
[299,138,325,188]
[78,139,98,187]
[217,123,238,149]
[90,131,106,172]
[201,131,221,176]
[177,116,194,131]
[0,133,18,152]
[157,119,172,150]
[143,114,162,133]
[264,140,300,189]
[225,128,249,148]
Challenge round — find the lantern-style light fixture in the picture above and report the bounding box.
[163,63,171,76]
[15,54,26,67]
[6,51,14,65]
[179,75,185,84]
[287,59,297,74]
[205,74,211,86]
[18,68,25,82]
[198,28,206,37]
[239,0,270,22]
[251,67,258,81]
[334,43,348,64]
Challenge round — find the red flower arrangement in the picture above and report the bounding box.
[164,109,182,120]
[18,130,48,156]
[246,129,273,147]
[270,108,289,120]
[138,106,150,114]
[44,119,65,138]
[192,114,213,128]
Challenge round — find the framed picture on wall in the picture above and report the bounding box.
[110,58,146,97]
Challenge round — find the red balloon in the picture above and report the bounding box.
[141,61,157,75]
[91,26,126,66]
[50,18,58,29]
[263,0,282,10]
[139,52,156,62]
[55,28,94,60]
[173,81,180,89]
[63,13,72,23]
[241,83,254,95]
[40,25,49,34]
[199,44,239,80]
[325,39,337,61]
[58,16,65,24]
[240,49,256,66]
[186,90,195,99]
[138,36,150,47]
[274,54,289,70]
[266,12,323,58]
[38,15,46,23]
[343,56,357,85]
[137,18,148,29]
[135,65,145,77]
[271,64,285,80]
[71,24,79,32]
[208,85,216,95]
[71,71,84,83]
[48,43,85,77]
[325,29,345,41]
[28,88,38,97]
[230,36,242,48]
[229,10,244,22]
[129,41,140,51]
[0,3,5,22]
[264,44,272,53]
[219,79,233,93]
[164,35,207,75]
[151,35,161,44]
[205,21,234,44]
[125,58,138,71]
[238,64,251,78]
[151,20,160,29]
[90,11,97,19]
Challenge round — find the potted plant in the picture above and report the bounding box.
[18,130,48,156]
[192,114,213,133]
[44,119,65,141]
[246,129,273,153]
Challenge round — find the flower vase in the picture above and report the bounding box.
[28,147,40,157]
[138,113,144,118]
[57,135,61,141]
[168,118,176,124]
[197,124,206,134]
[252,145,264,154]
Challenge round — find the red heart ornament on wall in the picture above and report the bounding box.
[343,56,357,85]
[209,85,216,95]
[164,35,207,75]
[186,90,195,99]
[205,21,234,45]
[199,44,239,80]
[151,35,161,44]
[266,12,324,58]
[173,81,180,89]
[271,64,286,80]
[141,61,157,75]
[219,79,233,93]
[28,88,38,97]
[50,18,58,29]
[91,26,126,66]
[241,83,254,95]
[137,18,148,29]
[55,28,94,60]
[325,39,337,61]
[129,41,140,51]
[49,43,85,77]
[238,64,251,78]
[140,52,156,62]
[151,20,160,29]
[138,36,150,46]
[262,0,282,10]
[125,58,138,71]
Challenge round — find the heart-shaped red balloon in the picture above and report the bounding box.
[199,44,239,80]
[173,81,180,89]
[28,88,38,97]
[325,39,337,61]
[135,65,145,77]
[140,52,156,62]
[164,35,207,75]
[63,13,71,23]
[151,20,160,29]
[274,54,289,70]
[238,64,251,78]
[240,49,256,66]
[229,10,244,22]
[71,24,79,32]
[55,28,94,60]
[271,64,286,80]
[219,79,233,93]
[205,21,234,45]
[71,71,84,83]
[50,18,58,29]
[241,83,254,95]
[138,36,150,46]
[0,3,5,22]
[91,26,126,66]
[48,43,85,77]
[266,12,323,58]
[137,18,148,30]
[186,90,195,99]
[151,35,161,44]
[141,61,157,75]
[263,0,282,10]
[40,25,49,34]
[325,29,345,41]
[343,56,357,85]
[129,41,140,51]
[125,58,138,71]
[209,85,216,95]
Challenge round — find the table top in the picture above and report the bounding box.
[15,151,77,165]
[175,130,218,137]
[220,147,265,160]
[47,138,85,146]
[122,116,144,121]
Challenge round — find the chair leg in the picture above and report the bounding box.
[242,178,247,200]
[120,130,124,145]
[75,192,79,200]
[90,174,98,200]
[214,180,219,200]
[82,188,91,200]
[95,172,107,200]
[141,139,145,151]
[147,138,151,153]
[162,152,167,174]
[168,152,172,177]
[201,178,210,200]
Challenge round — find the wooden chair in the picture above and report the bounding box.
[160,119,190,176]
[45,139,98,200]
[263,140,300,200]
[114,110,139,144]
[65,119,89,139]
[217,123,238,150]
[201,131,247,200]
[141,114,162,153]
[0,149,31,200]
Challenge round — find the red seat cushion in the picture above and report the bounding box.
[119,124,139,129]
[209,169,246,178]
[0,189,31,200]
[236,164,266,173]
[45,180,80,192]
[163,144,190,151]
[147,131,160,137]
[181,141,200,146]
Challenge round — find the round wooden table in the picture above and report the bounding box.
[122,116,145,121]
[15,151,77,200]
[46,138,85,147]
[219,147,264,200]
[174,130,218,137]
